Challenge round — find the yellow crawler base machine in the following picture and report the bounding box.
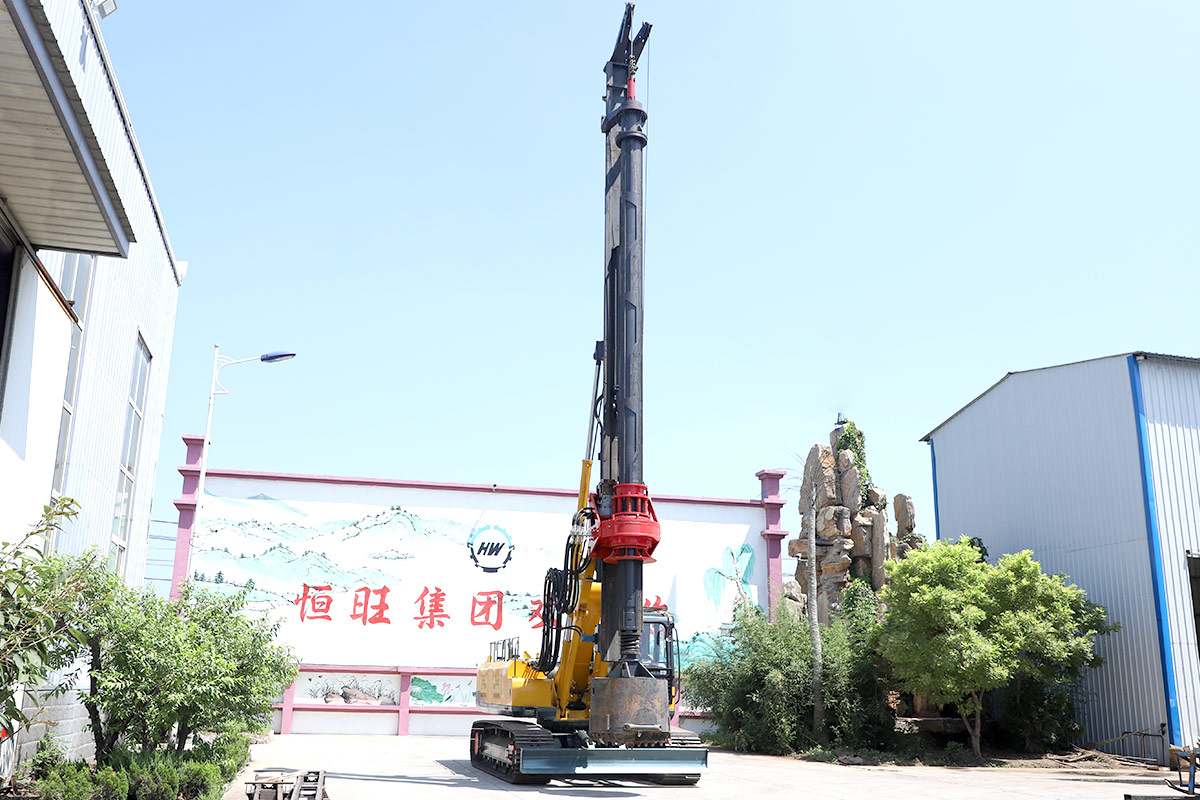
[468,4,706,786]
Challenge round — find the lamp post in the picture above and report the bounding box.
[193,345,295,545]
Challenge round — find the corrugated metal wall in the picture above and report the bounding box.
[40,0,181,587]
[931,355,1166,758]
[1140,357,1200,748]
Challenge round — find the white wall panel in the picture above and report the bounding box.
[930,355,1166,758]
[1140,358,1200,748]
[36,0,182,589]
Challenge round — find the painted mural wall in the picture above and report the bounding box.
[192,474,769,700]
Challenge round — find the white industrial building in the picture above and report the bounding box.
[923,352,1200,762]
[0,0,184,760]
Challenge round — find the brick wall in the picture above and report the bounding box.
[15,668,94,766]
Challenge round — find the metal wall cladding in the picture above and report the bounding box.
[40,0,181,587]
[1140,357,1200,748]
[931,355,1166,759]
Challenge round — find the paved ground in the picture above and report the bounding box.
[224,734,1174,800]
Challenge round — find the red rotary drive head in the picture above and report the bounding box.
[591,483,661,563]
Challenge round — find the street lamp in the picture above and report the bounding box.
[194,345,296,536]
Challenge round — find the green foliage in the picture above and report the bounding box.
[59,554,297,761]
[191,731,250,781]
[683,586,891,754]
[820,581,892,749]
[35,744,237,800]
[30,734,65,780]
[684,605,812,754]
[835,420,872,503]
[0,499,106,735]
[179,761,222,800]
[878,538,1115,757]
[213,572,224,584]
[34,762,95,800]
[94,766,128,800]
[129,761,179,800]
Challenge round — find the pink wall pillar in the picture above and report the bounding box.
[280,681,295,734]
[756,468,789,619]
[171,434,206,600]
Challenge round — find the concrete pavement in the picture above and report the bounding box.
[224,734,1170,800]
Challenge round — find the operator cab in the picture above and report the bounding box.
[641,606,678,704]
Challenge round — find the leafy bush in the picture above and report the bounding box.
[34,761,95,800]
[0,499,104,736]
[684,605,812,754]
[684,588,892,755]
[129,761,179,800]
[179,761,222,800]
[820,581,892,749]
[30,733,65,780]
[34,771,66,800]
[94,766,128,800]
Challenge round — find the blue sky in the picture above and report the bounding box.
[95,1,1200,548]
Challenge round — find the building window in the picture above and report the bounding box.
[111,336,151,574]
[51,254,95,497]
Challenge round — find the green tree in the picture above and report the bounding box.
[169,587,297,751]
[212,571,224,585]
[0,500,105,737]
[63,562,297,761]
[878,538,1112,758]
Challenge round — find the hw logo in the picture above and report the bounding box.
[468,525,513,573]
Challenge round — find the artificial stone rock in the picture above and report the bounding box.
[868,487,887,508]
[783,578,805,603]
[840,465,861,511]
[821,551,852,575]
[850,514,873,558]
[780,596,804,622]
[837,449,855,471]
[852,556,872,580]
[894,493,916,534]
[800,444,839,510]
[871,509,890,590]
[817,505,849,540]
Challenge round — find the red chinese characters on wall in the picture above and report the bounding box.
[351,586,392,625]
[294,584,333,622]
[529,598,544,630]
[470,591,504,631]
[413,586,450,629]
[294,585,662,632]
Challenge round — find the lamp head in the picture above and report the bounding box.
[260,351,296,363]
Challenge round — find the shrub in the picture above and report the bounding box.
[34,762,95,800]
[130,762,179,800]
[684,605,814,754]
[34,771,66,800]
[94,766,128,800]
[821,580,892,749]
[30,734,65,780]
[179,761,222,800]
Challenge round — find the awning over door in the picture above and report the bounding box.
[0,0,134,257]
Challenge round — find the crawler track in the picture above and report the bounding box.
[469,720,556,785]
